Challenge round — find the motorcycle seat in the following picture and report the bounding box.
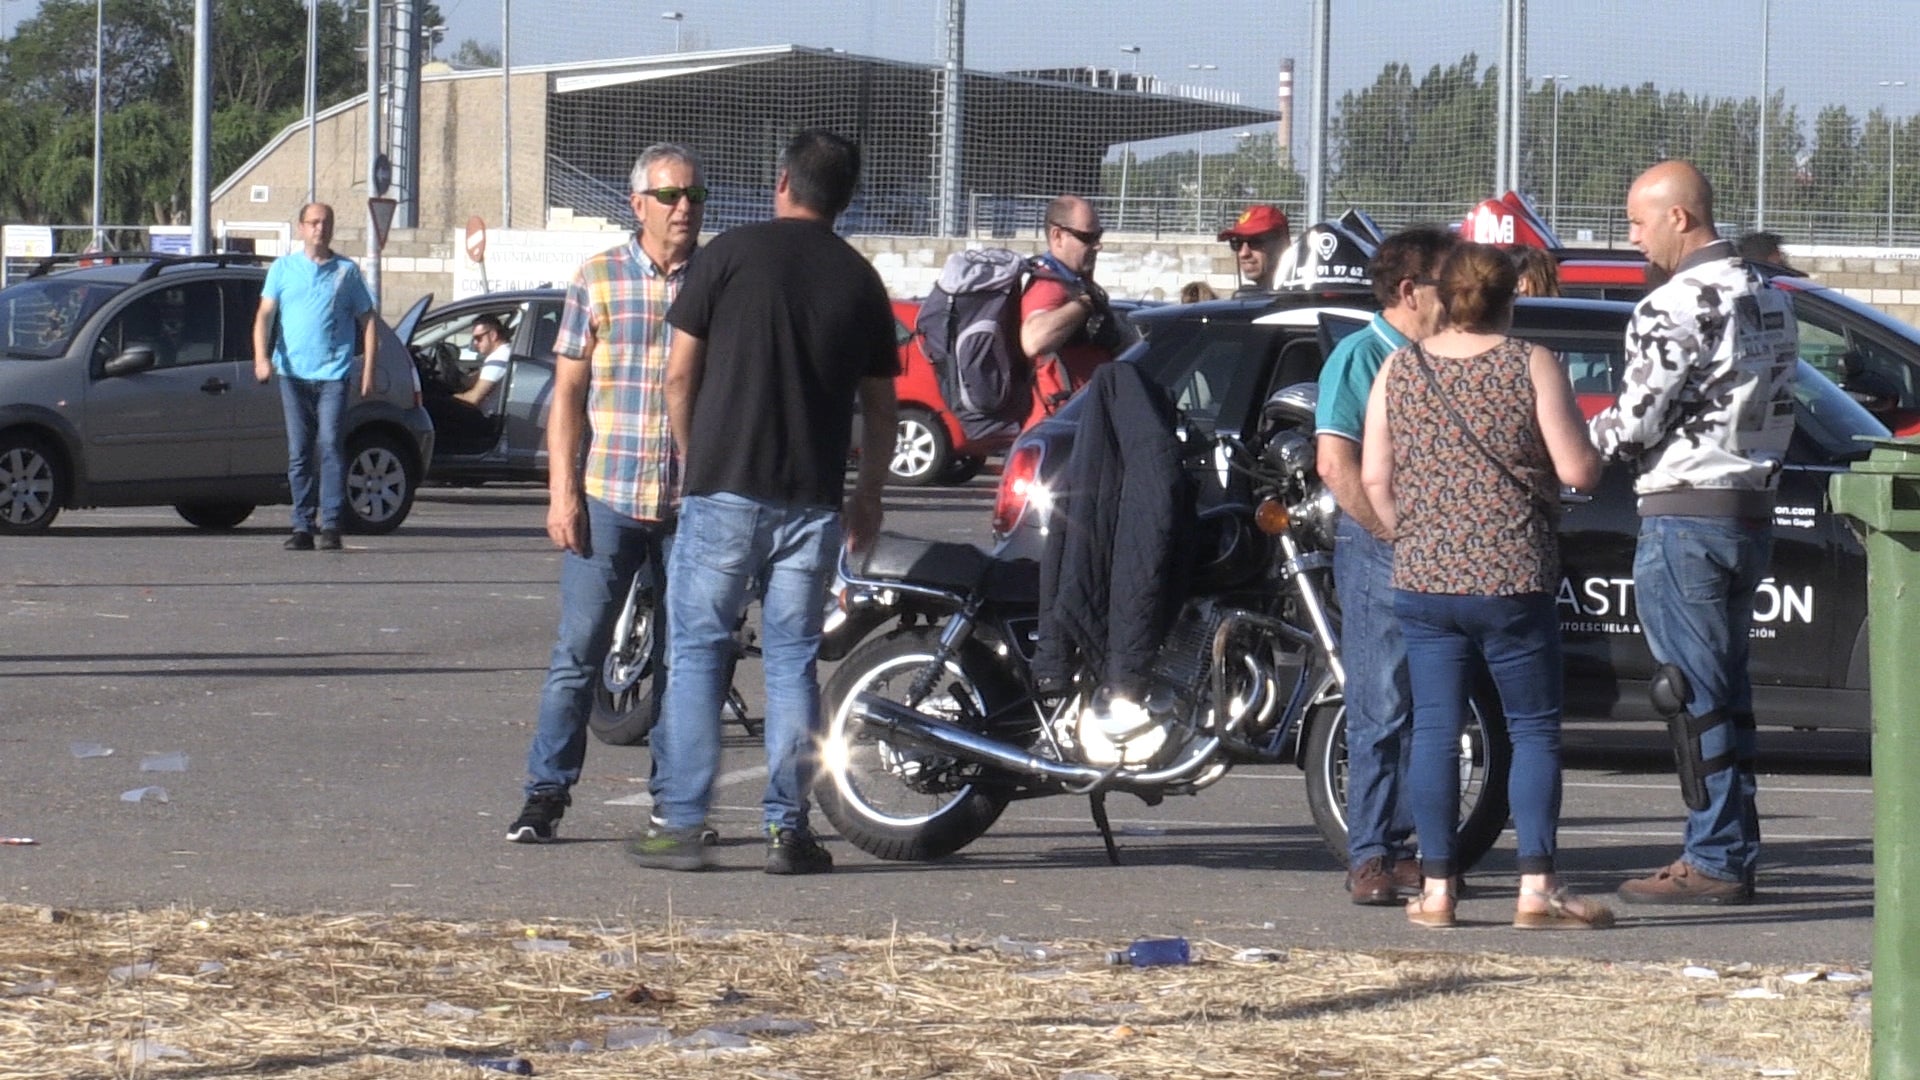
[851,532,1037,601]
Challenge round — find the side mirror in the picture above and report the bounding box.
[103,345,156,377]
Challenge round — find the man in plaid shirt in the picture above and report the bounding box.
[507,143,706,844]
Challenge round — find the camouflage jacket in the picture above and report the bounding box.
[1587,241,1798,519]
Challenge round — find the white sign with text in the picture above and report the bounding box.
[451,228,627,299]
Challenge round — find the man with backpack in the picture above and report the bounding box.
[1020,194,1130,394]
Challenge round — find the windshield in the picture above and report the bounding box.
[0,279,126,359]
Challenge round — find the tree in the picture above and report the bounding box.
[0,0,440,233]
[451,37,500,69]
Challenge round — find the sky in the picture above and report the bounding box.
[8,0,1918,161]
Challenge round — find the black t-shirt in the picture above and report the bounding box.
[666,218,899,507]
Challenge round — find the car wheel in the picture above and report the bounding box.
[891,408,951,486]
[0,432,65,534]
[174,501,255,530]
[342,431,419,534]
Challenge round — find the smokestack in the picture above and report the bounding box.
[1277,58,1295,168]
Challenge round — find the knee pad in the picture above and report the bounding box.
[1649,663,1691,718]
[1666,707,1734,813]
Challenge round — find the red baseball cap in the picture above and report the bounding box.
[1218,205,1290,242]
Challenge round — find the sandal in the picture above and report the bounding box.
[1406,885,1457,929]
[1513,887,1615,930]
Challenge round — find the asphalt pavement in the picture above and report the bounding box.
[0,480,1874,968]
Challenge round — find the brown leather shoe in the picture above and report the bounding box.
[1618,859,1754,906]
[1391,857,1422,893]
[1346,856,1399,906]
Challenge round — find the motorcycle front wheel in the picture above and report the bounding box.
[589,581,660,747]
[817,629,1022,861]
[1301,681,1512,873]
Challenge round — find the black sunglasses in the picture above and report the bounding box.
[640,185,710,205]
[1048,221,1104,245]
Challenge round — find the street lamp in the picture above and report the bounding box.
[1189,63,1218,232]
[1880,79,1907,245]
[1117,46,1141,231]
[1540,74,1569,230]
[92,0,104,250]
[662,11,683,52]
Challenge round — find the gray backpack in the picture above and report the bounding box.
[916,248,1034,441]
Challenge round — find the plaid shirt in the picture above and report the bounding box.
[552,237,689,522]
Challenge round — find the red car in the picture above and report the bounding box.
[884,297,1055,485]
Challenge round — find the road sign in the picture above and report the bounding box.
[372,154,393,198]
[368,197,398,251]
[464,215,488,263]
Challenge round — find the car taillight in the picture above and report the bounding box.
[992,442,1046,536]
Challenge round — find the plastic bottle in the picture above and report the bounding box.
[1106,937,1190,968]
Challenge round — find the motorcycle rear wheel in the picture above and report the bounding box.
[1302,681,1512,873]
[818,630,1022,861]
[589,583,660,747]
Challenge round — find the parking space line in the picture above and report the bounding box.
[603,765,767,807]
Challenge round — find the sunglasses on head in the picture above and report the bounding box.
[1049,221,1104,245]
[640,185,710,205]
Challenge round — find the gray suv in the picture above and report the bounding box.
[0,252,435,534]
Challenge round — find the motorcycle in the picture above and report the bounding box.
[816,383,1512,865]
[587,541,764,747]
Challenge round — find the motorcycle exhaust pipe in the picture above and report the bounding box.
[848,693,1221,789]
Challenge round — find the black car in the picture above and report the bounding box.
[991,287,1887,732]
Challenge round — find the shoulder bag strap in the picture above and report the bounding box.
[1404,343,1559,519]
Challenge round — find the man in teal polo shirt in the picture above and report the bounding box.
[252,203,378,551]
[1314,225,1456,905]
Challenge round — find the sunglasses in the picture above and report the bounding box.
[640,185,709,205]
[1049,221,1104,245]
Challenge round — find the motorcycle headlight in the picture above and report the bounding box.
[1295,485,1342,550]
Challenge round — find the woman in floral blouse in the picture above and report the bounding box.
[1360,241,1608,930]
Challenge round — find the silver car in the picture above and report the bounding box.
[0,252,435,534]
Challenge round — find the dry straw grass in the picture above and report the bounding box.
[0,903,1868,1079]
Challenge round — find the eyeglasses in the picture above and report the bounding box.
[1048,221,1104,246]
[300,218,329,227]
[640,185,710,205]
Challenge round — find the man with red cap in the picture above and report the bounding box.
[1219,205,1291,295]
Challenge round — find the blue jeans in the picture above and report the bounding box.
[1395,590,1565,879]
[652,492,841,834]
[524,498,669,797]
[1333,517,1415,867]
[1633,515,1770,882]
[278,376,347,532]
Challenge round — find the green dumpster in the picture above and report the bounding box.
[1830,436,1920,1080]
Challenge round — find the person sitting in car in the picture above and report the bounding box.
[455,315,512,408]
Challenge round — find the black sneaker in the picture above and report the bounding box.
[649,809,719,846]
[506,791,569,843]
[626,826,712,871]
[283,531,315,551]
[316,529,343,551]
[764,826,833,875]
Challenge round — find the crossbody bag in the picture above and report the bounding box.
[1404,342,1562,520]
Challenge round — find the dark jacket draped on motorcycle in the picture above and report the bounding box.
[1033,361,1195,698]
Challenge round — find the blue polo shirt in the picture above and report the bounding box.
[264,252,374,381]
[1315,312,1409,442]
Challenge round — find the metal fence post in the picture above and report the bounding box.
[1830,437,1920,1080]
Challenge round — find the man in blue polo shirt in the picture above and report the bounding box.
[252,203,378,551]
[1314,224,1457,905]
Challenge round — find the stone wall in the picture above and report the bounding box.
[332,226,1920,332]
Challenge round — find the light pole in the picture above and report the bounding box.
[1540,74,1569,230]
[92,0,104,249]
[662,11,683,52]
[1189,63,1217,233]
[1118,45,1140,231]
[1880,79,1907,245]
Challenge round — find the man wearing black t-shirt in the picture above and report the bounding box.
[631,129,899,875]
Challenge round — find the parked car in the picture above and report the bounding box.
[397,289,564,484]
[0,252,434,535]
[992,286,1887,733]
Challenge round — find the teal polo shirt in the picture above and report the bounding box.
[1315,312,1409,442]
[264,252,374,381]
